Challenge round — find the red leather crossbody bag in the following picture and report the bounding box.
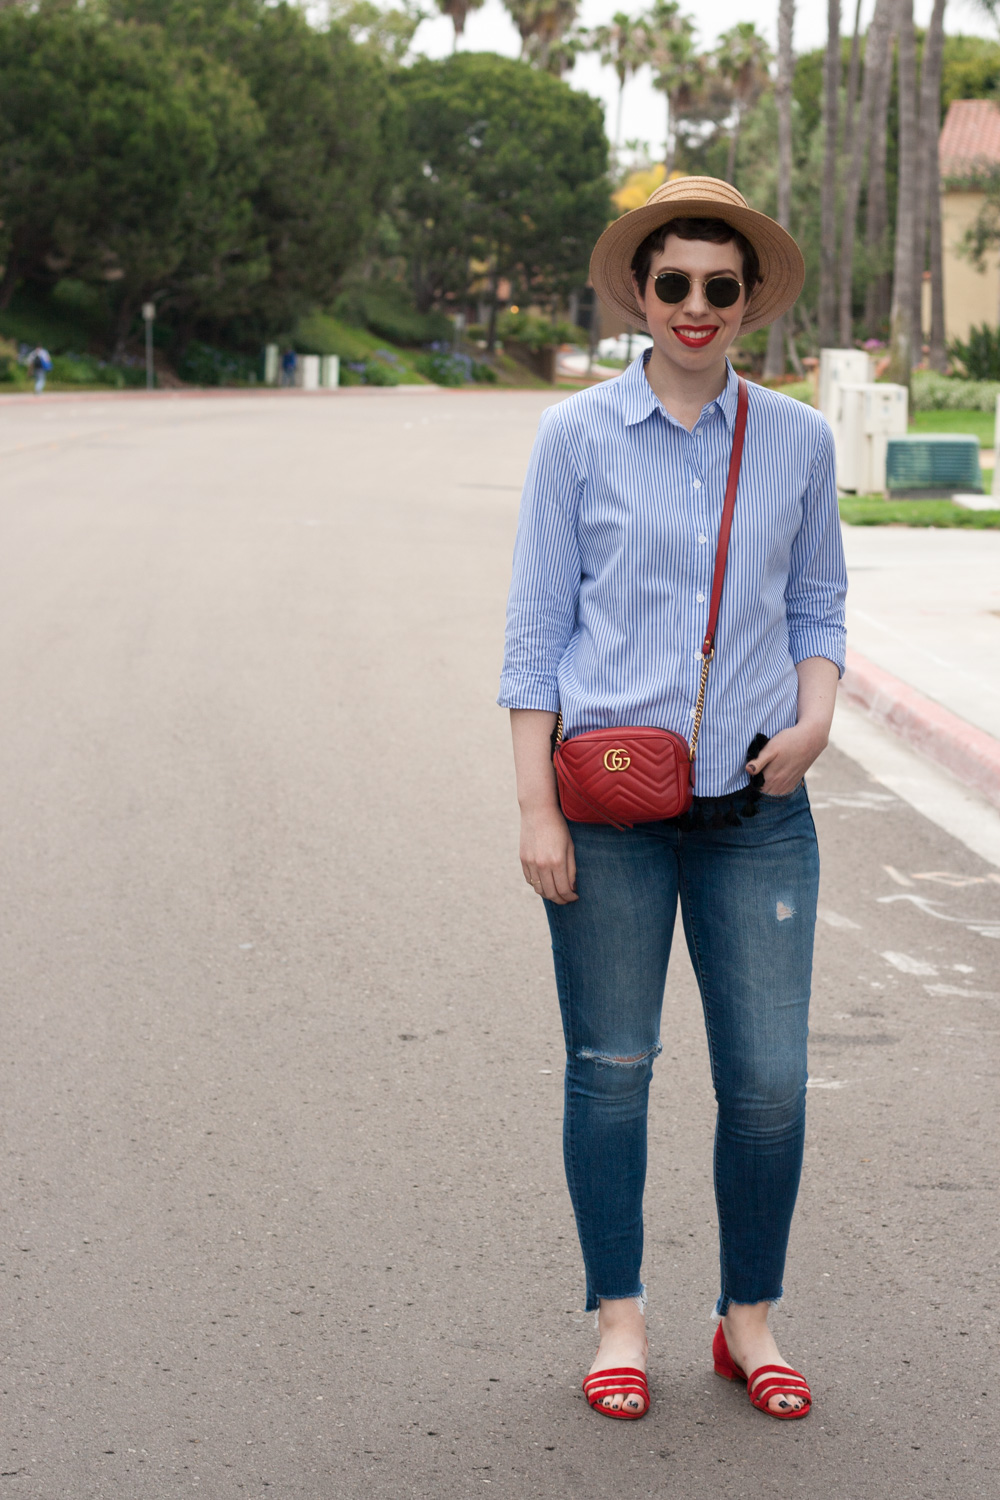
[552,375,749,830]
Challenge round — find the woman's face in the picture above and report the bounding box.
[631,233,747,372]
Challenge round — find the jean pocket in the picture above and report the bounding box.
[760,779,805,801]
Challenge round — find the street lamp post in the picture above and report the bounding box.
[142,302,156,391]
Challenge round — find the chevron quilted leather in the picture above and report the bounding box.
[553,726,694,828]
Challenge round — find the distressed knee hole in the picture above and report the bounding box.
[776,901,795,922]
[575,1042,662,1067]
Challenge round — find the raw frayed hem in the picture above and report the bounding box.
[711,1291,784,1321]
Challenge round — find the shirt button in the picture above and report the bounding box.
[696,592,706,603]
[690,708,697,718]
[692,479,702,490]
[698,533,708,544]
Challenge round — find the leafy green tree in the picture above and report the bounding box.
[394,53,609,342]
[0,7,267,351]
[102,0,395,331]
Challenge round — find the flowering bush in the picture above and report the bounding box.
[910,369,1000,412]
[415,345,497,386]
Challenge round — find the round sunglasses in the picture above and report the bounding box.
[649,271,743,309]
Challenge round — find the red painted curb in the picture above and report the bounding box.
[840,646,1000,810]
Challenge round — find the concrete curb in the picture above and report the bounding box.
[840,646,1000,811]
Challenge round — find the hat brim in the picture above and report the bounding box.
[590,197,805,336]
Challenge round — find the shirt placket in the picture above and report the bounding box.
[688,418,715,734]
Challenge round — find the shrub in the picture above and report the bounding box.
[341,356,402,386]
[947,323,1000,381]
[414,346,498,386]
[911,369,1000,411]
[176,341,259,386]
[50,353,126,386]
[498,311,581,352]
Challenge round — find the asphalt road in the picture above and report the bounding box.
[1,387,998,1499]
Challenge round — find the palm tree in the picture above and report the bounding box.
[912,0,947,362]
[838,0,894,346]
[887,0,918,390]
[436,0,486,50]
[590,12,650,154]
[504,0,579,67]
[764,0,796,379]
[713,22,773,187]
[819,0,841,348]
[645,0,699,177]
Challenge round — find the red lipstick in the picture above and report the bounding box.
[673,325,719,349]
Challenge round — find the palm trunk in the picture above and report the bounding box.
[664,91,675,176]
[839,0,892,346]
[928,108,947,370]
[843,0,863,161]
[887,0,918,391]
[865,3,896,332]
[725,106,741,185]
[819,0,841,347]
[764,0,796,379]
[911,0,946,355]
[615,78,625,153]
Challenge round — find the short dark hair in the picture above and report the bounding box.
[630,216,760,301]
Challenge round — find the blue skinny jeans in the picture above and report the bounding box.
[544,785,819,1315]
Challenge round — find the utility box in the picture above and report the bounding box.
[321,354,340,389]
[885,434,982,497]
[264,343,279,386]
[818,347,873,422]
[298,354,320,391]
[832,382,908,493]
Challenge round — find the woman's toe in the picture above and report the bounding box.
[624,1394,645,1414]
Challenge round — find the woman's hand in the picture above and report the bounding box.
[509,708,578,904]
[747,657,840,796]
[520,803,578,904]
[746,722,827,796]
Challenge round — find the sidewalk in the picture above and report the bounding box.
[839,522,1000,808]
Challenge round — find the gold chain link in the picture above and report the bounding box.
[688,649,714,762]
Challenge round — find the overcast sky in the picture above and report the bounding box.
[411,0,997,161]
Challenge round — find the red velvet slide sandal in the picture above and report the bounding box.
[712,1324,812,1420]
[582,1366,650,1419]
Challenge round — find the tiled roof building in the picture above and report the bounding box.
[939,98,1000,181]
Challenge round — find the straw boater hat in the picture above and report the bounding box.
[590,176,805,336]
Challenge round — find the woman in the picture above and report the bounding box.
[498,179,846,1422]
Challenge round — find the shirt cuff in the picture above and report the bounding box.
[788,627,846,678]
[497,672,561,712]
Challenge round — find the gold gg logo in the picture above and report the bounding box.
[603,748,631,772]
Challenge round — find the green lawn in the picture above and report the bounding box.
[839,493,1000,527]
[910,408,994,445]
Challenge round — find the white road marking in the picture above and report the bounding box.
[806,1078,847,1089]
[818,907,862,930]
[882,950,938,976]
[926,985,1000,1000]
[877,893,1000,939]
[883,865,915,887]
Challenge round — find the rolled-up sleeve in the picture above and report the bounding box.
[497,405,583,711]
[785,419,847,675]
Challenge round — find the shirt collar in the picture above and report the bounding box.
[620,351,740,434]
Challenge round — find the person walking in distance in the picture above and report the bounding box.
[28,346,53,394]
[499,178,846,1422]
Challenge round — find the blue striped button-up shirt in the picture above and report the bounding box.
[498,355,847,797]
